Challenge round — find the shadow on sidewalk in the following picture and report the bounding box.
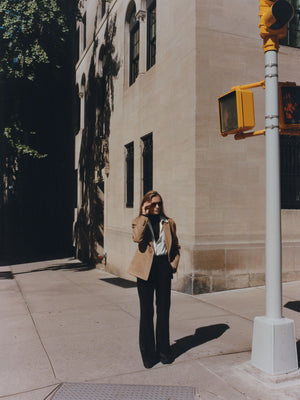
[0,270,13,280]
[285,301,300,313]
[284,301,300,367]
[13,261,94,275]
[0,252,75,267]
[100,277,137,288]
[171,323,230,359]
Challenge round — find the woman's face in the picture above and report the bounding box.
[149,195,162,215]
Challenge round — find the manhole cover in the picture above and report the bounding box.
[51,383,195,400]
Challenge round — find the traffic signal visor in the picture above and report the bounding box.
[279,83,300,130]
[218,89,255,136]
[259,0,294,40]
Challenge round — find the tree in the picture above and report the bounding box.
[0,0,78,80]
[0,0,79,156]
[0,0,79,259]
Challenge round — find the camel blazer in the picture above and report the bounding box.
[128,215,180,281]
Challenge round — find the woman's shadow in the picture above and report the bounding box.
[171,323,230,359]
[284,301,300,367]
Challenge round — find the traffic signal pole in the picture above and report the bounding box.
[264,50,282,321]
[251,5,298,373]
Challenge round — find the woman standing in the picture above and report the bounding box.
[128,190,180,369]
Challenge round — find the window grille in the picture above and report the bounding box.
[125,142,134,208]
[142,134,153,195]
[82,14,87,50]
[147,0,156,70]
[129,9,139,85]
[101,0,106,18]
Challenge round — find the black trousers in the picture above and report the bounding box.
[137,255,173,365]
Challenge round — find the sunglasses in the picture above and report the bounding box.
[150,202,162,207]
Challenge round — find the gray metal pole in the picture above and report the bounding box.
[264,50,282,319]
[251,49,298,376]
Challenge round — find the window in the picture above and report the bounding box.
[75,28,80,62]
[125,142,134,208]
[82,13,87,51]
[147,0,156,70]
[75,85,80,134]
[74,170,78,208]
[101,0,106,18]
[280,135,300,209]
[142,134,153,195]
[280,0,300,48]
[129,7,139,85]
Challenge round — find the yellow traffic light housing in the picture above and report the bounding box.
[259,0,294,51]
[279,82,300,132]
[218,88,255,136]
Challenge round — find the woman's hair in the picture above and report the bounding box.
[139,190,168,218]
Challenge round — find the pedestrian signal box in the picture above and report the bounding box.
[279,83,300,130]
[218,89,255,136]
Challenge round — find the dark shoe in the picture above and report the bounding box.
[142,354,159,369]
[159,352,174,364]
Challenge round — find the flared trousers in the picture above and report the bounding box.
[137,255,173,364]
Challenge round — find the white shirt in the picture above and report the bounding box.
[148,216,168,256]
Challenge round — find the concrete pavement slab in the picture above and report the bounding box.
[195,286,267,321]
[31,305,137,340]
[0,385,60,400]
[0,279,28,318]
[0,337,58,396]
[282,281,300,300]
[171,292,231,320]
[40,326,143,382]
[170,315,252,362]
[91,358,249,399]
[1,258,300,399]
[200,353,300,400]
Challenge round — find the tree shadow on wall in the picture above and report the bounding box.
[171,323,230,360]
[74,10,120,265]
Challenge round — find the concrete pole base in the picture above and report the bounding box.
[251,316,298,375]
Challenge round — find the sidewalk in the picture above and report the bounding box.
[1,257,300,400]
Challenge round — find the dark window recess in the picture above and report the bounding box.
[82,13,87,50]
[74,85,80,134]
[101,0,106,18]
[129,9,139,85]
[147,0,156,70]
[280,135,300,209]
[125,142,134,208]
[280,1,300,49]
[75,28,80,62]
[74,170,78,208]
[142,134,153,195]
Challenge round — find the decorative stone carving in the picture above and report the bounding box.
[136,9,146,22]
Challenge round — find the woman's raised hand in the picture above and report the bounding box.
[142,201,152,216]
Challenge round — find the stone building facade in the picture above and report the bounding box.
[74,0,300,294]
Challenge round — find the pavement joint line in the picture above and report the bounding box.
[83,351,253,385]
[190,295,255,324]
[0,384,61,399]
[13,274,58,380]
[44,384,64,400]
[195,357,248,398]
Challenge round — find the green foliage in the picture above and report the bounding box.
[0,0,78,159]
[0,0,74,80]
[3,124,47,159]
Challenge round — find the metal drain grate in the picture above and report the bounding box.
[51,383,195,400]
